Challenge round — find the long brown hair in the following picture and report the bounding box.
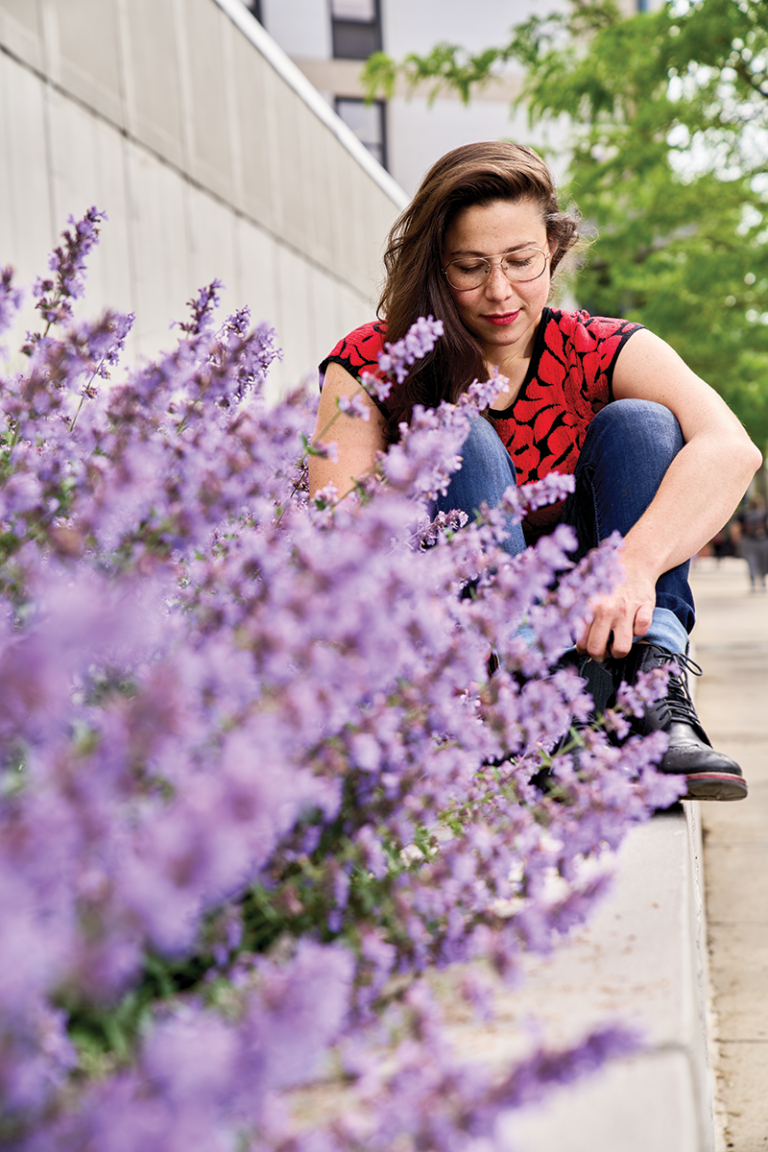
[378,141,581,437]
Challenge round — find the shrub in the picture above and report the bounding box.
[0,211,681,1151]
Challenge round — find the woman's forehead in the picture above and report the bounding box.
[444,199,547,255]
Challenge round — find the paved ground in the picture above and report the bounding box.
[690,556,768,1151]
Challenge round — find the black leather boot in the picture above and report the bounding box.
[611,643,747,802]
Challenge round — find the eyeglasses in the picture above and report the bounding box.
[443,247,550,292]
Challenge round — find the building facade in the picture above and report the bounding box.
[252,0,662,196]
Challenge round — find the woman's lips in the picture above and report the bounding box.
[483,311,520,327]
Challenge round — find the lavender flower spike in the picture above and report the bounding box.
[33,207,107,329]
[0,224,675,1151]
[176,279,224,336]
[337,393,370,421]
[0,265,23,338]
[377,315,444,383]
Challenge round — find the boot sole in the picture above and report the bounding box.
[680,773,749,802]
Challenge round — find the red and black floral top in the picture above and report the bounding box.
[320,308,642,539]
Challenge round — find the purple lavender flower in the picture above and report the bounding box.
[31,207,107,332]
[214,310,282,399]
[86,309,135,378]
[490,1025,642,1110]
[0,252,673,1152]
[615,661,673,718]
[377,315,444,383]
[0,264,23,338]
[175,279,223,337]
[359,370,392,403]
[337,392,371,421]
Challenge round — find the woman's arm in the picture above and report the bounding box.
[580,328,763,659]
[308,362,389,498]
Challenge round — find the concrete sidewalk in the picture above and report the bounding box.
[690,556,768,1151]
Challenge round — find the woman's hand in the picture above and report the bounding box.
[577,550,658,660]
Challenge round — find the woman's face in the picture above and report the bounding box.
[442,198,552,367]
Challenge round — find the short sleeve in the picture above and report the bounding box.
[319,321,388,387]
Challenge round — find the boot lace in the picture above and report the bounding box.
[645,644,702,725]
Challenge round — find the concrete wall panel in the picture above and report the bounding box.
[232,215,284,402]
[231,31,275,230]
[0,51,51,359]
[351,160,390,293]
[87,119,134,321]
[307,262,341,377]
[43,0,125,130]
[40,92,133,347]
[185,182,239,324]
[274,242,315,391]
[179,0,234,203]
[302,105,337,271]
[220,17,246,216]
[0,0,405,392]
[0,50,53,281]
[0,0,43,70]
[46,89,102,240]
[333,148,369,292]
[126,143,191,356]
[337,281,372,355]
[118,0,185,171]
[270,81,309,255]
[233,214,279,328]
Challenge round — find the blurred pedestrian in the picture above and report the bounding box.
[710,523,736,563]
[736,495,768,591]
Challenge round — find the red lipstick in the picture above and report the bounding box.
[484,311,520,327]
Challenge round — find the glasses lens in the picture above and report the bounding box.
[445,249,547,290]
[445,259,490,290]
[507,249,548,282]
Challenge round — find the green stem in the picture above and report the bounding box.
[309,406,342,450]
[70,365,102,432]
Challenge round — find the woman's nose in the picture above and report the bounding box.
[484,264,513,298]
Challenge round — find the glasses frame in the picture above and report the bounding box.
[443,247,551,292]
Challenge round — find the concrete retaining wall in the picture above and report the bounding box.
[487,806,718,1152]
[0,0,406,396]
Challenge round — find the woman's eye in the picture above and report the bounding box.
[456,262,486,273]
[506,255,535,268]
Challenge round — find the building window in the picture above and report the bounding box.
[335,96,387,169]
[331,0,382,60]
[637,0,648,9]
[244,0,262,23]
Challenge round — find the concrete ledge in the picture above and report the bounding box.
[478,804,718,1151]
[437,804,718,1149]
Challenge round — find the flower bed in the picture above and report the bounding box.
[0,211,681,1151]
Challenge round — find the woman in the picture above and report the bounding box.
[735,495,768,591]
[309,141,762,801]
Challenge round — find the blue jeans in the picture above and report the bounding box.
[433,401,694,650]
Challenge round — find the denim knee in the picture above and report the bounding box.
[433,416,525,557]
[460,414,515,466]
[583,399,684,468]
[569,400,685,535]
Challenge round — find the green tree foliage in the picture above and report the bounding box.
[364,0,768,451]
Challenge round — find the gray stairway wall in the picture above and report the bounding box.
[0,0,406,397]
